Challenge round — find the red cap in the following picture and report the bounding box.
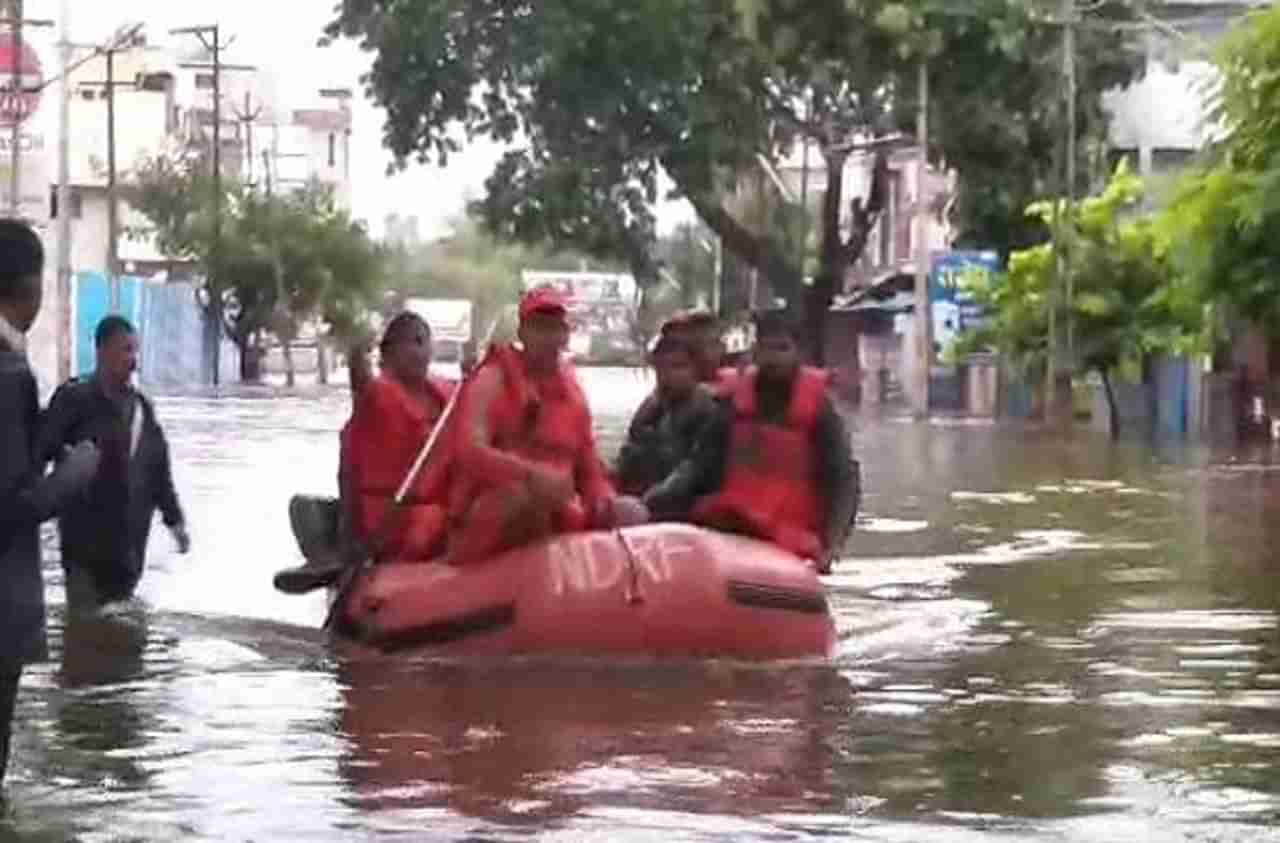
[519,285,569,321]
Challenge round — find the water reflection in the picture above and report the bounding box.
[336,657,854,826]
[52,606,154,790]
[3,374,1280,840]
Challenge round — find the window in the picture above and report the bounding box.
[195,73,215,90]
[328,133,336,168]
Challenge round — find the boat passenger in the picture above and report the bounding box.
[667,308,740,395]
[442,286,648,565]
[642,309,858,573]
[622,309,736,461]
[614,333,718,501]
[345,311,455,561]
[275,313,454,594]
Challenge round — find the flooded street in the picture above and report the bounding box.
[5,368,1280,842]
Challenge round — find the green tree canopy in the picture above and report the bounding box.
[1162,5,1280,341]
[325,0,1136,360]
[128,152,386,382]
[966,161,1199,435]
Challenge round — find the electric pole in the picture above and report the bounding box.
[912,58,931,420]
[7,0,21,217]
[232,90,262,187]
[55,0,70,380]
[80,25,144,310]
[1064,0,1077,372]
[1048,0,1077,428]
[172,24,253,386]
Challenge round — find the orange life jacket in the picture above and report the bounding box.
[693,366,829,559]
[346,374,455,558]
[452,344,611,531]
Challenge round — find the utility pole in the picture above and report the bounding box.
[1048,0,1077,428]
[55,0,70,380]
[1064,0,1077,370]
[80,25,144,309]
[7,0,21,216]
[172,24,253,386]
[912,58,931,420]
[232,89,262,187]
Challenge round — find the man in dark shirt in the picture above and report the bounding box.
[0,219,100,789]
[614,334,719,501]
[40,315,190,611]
[644,310,859,572]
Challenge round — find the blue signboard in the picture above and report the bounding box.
[930,250,1001,332]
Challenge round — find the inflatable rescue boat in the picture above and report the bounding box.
[333,523,835,661]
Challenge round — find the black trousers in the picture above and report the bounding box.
[64,563,141,613]
[0,668,21,787]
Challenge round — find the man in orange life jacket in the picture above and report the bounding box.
[443,286,648,565]
[276,313,454,593]
[643,309,858,573]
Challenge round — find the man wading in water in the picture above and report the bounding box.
[40,315,190,611]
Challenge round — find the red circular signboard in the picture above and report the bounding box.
[0,33,43,128]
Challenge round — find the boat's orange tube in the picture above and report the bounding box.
[338,523,835,661]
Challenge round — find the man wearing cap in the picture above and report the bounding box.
[442,286,648,565]
[643,309,859,573]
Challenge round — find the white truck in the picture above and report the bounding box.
[403,297,473,380]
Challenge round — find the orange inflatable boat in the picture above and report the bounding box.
[333,523,835,661]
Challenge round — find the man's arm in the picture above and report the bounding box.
[348,341,374,404]
[815,396,857,560]
[36,381,79,466]
[150,414,185,528]
[0,377,98,536]
[642,399,731,518]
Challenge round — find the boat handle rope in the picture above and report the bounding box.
[614,528,645,606]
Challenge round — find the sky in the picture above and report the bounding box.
[28,0,695,240]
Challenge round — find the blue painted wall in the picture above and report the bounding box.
[74,273,239,389]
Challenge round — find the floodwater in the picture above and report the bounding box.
[5,368,1280,842]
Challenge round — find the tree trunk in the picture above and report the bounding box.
[317,342,330,385]
[668,149,886,364]
[239,342,262,383]
[1101,367,1120,440]
[283,341,296,388]
[805,149,851,365]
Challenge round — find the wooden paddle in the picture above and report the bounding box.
[322,329,503,633]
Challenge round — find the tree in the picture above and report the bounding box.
[326,1,1143,362]
[1161,5,1280,347]
[128,154,385,383]
[928,1,1142,259]
[325,2,942,360]
[964,161,1199,437]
